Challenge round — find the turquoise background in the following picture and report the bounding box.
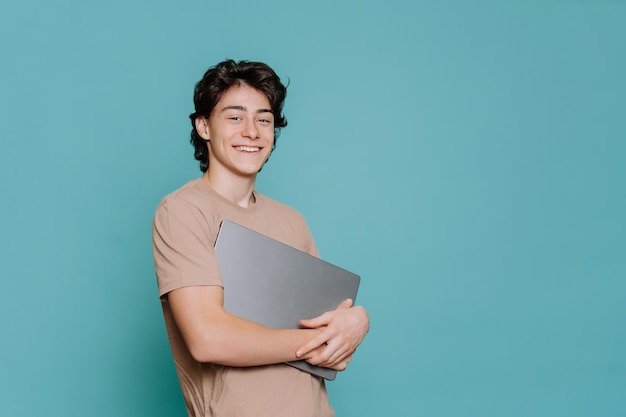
[1,0,624,416]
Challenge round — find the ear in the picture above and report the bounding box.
[195,116,211,140]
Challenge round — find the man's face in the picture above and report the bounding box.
[198,84,275,179]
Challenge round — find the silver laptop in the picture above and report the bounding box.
[214,220,360,380]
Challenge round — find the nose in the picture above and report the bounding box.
[242,119,259,139]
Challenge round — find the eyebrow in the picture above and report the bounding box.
[221,105,273,114]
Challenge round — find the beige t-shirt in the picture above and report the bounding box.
[152,178,334,417]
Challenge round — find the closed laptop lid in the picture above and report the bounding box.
[214,220,360,380]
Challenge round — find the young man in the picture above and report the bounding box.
[152,60,369,417]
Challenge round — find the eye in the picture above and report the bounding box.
[229,116,242,121]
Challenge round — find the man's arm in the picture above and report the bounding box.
[168,285,323,367]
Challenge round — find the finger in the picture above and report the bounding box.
[318,341,351,367]
[300,299,353,328]
[307,344,352,369]
[305,335,351,367]
[332,354,353,372]
[315,353,352,371]
[296,330,331,358]
[298,344,325,361]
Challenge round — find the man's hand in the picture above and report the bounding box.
[295,299,370,371]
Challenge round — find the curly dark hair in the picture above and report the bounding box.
[188,59,288,172]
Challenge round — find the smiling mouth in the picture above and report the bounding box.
[234,146,261,152]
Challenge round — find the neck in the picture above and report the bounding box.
[203,171,257,208]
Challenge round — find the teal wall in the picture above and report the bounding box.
[1,1,624,416]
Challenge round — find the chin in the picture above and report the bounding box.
[236,166,263,177]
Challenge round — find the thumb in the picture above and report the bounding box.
[300,299,354,328]
[338,298,353,309]
[300,310,333,328]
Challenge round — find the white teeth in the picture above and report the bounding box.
[235,146,260,152]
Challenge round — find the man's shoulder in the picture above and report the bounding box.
[157,178,208,209]
[256,192,306,219]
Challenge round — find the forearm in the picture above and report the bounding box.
[168,285,321,367]
[187,310,320,366]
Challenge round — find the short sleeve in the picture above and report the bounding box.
[152,197,223,297]
[303,222,319,258]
